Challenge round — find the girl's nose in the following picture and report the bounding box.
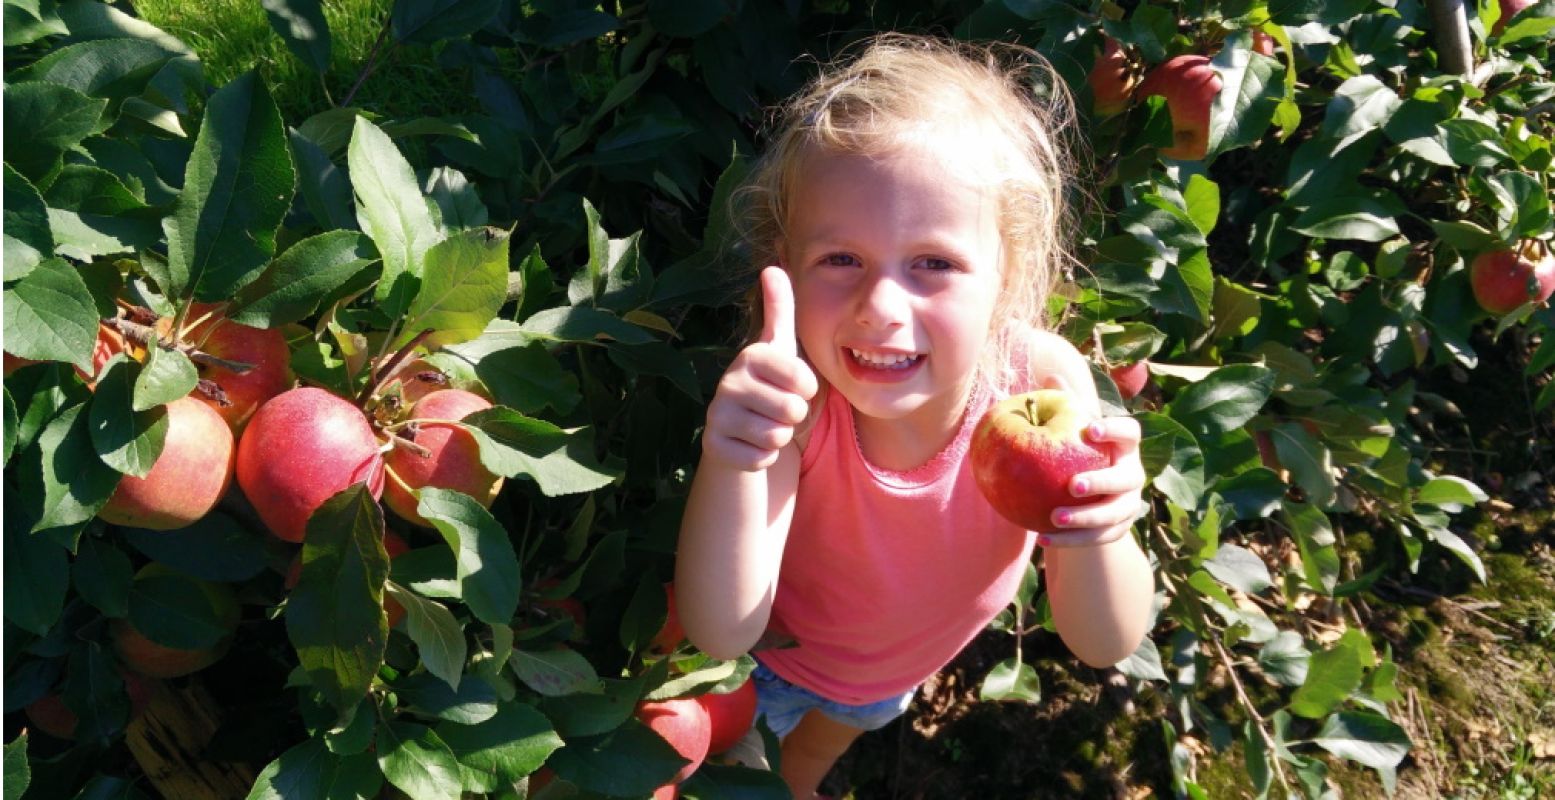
[855,274,910,329]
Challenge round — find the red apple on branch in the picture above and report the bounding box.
[1493,0,1535,35]
[698,677,758,755]
[649,582,687,655]
[1469,242,1555,315]
[1108,360,1150,401]
[165,303,293,433]
[111,565,240,678]
[98,396,235,530]
[236,387,386,542]
[24,671,154,740]
[635,697,711,788]
[1137,55,1222,160]
[970,390,1110,532]
[383,388,503,527]
[1088,37,1137,117]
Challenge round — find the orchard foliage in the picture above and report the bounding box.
[3,1,1551,799]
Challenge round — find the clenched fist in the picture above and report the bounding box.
[702,267,819,471]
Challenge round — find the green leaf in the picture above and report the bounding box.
[1442,119,1510,168]
[1312,711,1410,771]
[133,344,197,412]
[473,343,581,416]
[228,231,377,328]
[464,407,618,496]
[423,166,487,232]
[5,0,67,45]
[3,733,28,800]
[123,512,268,581]
[285,484,390,723]
[376,722,463,800]
[1269,422,1335,508]
[397,229,509,350]
[158,71,293,303]
[1421,526,1486,583]
[1182,174,1220,236]
[127,570,233,649]
[19,403,120,536]
[548,718,687,797]
[3,388,16,466]
[1319,75,1401,149]
[509,646,602,697]
[387,582,467,691]
[4,163,52,279]
[12,37,178,99]
[63,641,132,741]
[980,658,1042,703]
[436,702,563,793]
[4,500,69,635]
[1168,364,1275,438]
[1501,0,1555,42]
[1138,412,1206,510]
[1116,636,1168,682]
[517,306,656,345]
[1204,543,1274,595]
[681,764,793,799]
[2,81,106,181]
[416,488,520,626]
[262,0,331,73]
[398,673,498,725]
[3,257,99,372]
[647,0,728,36]
[290,129,357,230]
[646,658,755,702]
[48,208,155,260]
[1282,500,1340,594]
[1415,476,1488,509]
[349,113,440,318]
[1289,628,1368,719]
[391,0,500,44]
[44,165,148,215]
[73,534,133,618]
[1290,197,1402,242]
[87,357,169,479]
[1206,37,1282,157]
[1258,631,1310,687]
[245,738,383,800]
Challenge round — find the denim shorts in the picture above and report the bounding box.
[751,660,915,739]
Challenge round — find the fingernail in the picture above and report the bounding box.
[1055,510,1073,526]
[1072,478,1090,496]
[1037,534,1052,547]
[1088,422,1104,440]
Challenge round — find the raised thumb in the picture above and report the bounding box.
[758,266,797,358]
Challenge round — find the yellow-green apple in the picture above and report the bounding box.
[383,389,503,527]
[166,304,293,433]
[111,564,240,678]
[24,671,154,740]
[635,697,711,788]
[1088,37,1137,117]
[1108,361,1150,400]
[970,390,1111,532]
[236,387,386,542]
[1137,55,1222,160]
[698,677,757,755]
[1470,242,1555,315]
[98,396,235,530]
[285,528,410,627]
[1493,0,1536,35]
[649,583,686,655]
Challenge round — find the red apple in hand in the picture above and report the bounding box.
[636,697,711,787]
[98,396,235,530]
[698,677,758,755]
[237,387,385,542]
[970,390,1110,532]
[1470,242,1555,315]
[383,389,503,527]
[1137,55,1222,160]
[167,304,293,433]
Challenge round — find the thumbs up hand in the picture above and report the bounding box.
[703,267,820,471]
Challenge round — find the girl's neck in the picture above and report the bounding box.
[850,378,981,473]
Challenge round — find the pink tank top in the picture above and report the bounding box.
[760,382,1039,704]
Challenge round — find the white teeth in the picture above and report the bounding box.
[848,348,921,369]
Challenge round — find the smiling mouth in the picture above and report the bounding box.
[847,348,924,370]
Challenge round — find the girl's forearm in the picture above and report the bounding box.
[674,447,799,660]
[1043,534,1155,668]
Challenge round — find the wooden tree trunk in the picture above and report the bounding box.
[124,680,255,799]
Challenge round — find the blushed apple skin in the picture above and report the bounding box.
[1137,55,1222,160]
[1109,361,1150,400]
[1470,244,1555,315]
[971,390,1111,533]
[699,677,758,755]
[172,304,293,433]
[1088,38,1136,117]
[383,389,503,527]
[636,697,712,786]
[98,396,235,530]
[111,565,240,678]
[649,583,686,655]
[237,387,386,542]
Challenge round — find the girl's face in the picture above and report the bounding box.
[781,144,1004,433]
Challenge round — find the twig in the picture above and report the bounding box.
[1207,634,1294,796]
[106,318,254,373]
[340,15,393,108]
[355,328,435,408]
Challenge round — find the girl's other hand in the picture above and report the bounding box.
[1040,416,1147,548]
[702,267,819,472]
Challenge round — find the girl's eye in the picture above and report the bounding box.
[917,256,956,272]
[822,253,859,267]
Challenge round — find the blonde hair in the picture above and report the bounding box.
[736,32,1082,393]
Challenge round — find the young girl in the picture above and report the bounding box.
[676,34,1155,797]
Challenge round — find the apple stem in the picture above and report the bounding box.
[105,317,256,373]
[384,433,433,459]
[357,328,436,410]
